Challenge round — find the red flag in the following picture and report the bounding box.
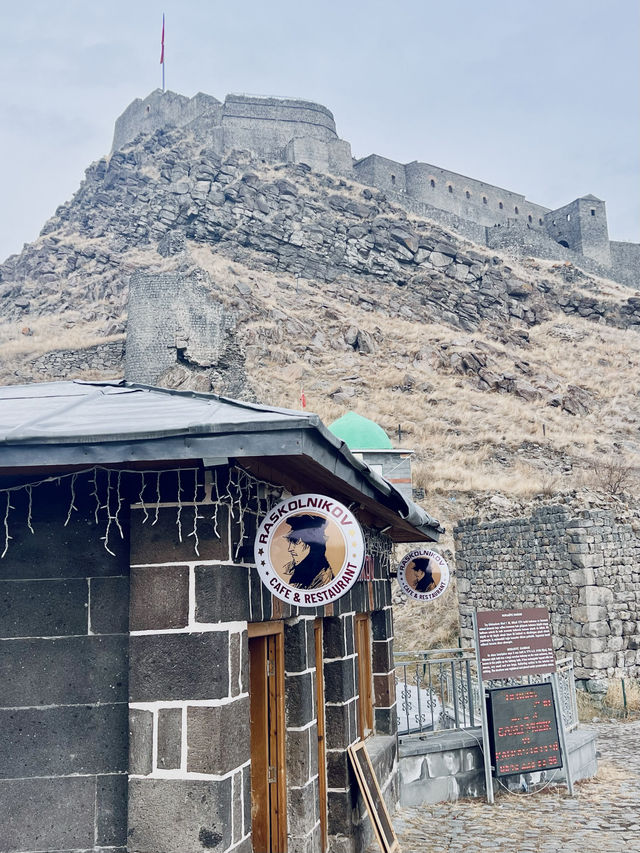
[300,389,306,409]
[160,14,165,64]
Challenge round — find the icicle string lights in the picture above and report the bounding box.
[64,473,78,527]
[153,472,161,526]
[211,468,220,540]
[26,486,34,535]
[364,528,393,578]
[176,469,183,544]
[2,492,14,558]
[187,471,200,556]
[0,465,284,560]
[90,470,100,525]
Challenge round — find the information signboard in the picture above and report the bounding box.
[487,683,562,777]
[477,608,556,680]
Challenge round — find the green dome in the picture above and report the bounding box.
[328,412,393,450]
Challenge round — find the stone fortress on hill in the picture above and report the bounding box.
[114,89,639,286]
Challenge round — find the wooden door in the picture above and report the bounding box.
[314,619,328,851]
[249,623,287,853]
[355,614,374,740]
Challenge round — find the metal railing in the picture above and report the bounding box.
[395,650,579,737]
[541,656,579,732]
[395,649,480,737]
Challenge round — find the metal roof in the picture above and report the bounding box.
[0,380,443,541]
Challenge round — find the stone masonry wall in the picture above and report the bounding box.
[125,270,250,397]
[611,241,640,287]
[0,475,130,853]
[0,465,398,853]
[127,466,398,853]
[454,505,640,681]
[9,339,125,384]
[109,89,638,286]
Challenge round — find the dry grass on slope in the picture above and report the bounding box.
[0,312,123,360]
[244,271,640,499]
[240,264,640,652]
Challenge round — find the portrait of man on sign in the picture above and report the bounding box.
[397,548,450,602]
[255,494,364,607]
[404,556,438,593]
[280,513,335,590]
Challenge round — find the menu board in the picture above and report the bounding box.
[487,683,562,777]
[348,743,399,853]
[477,608,556,680]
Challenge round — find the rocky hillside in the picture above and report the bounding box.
[1,122,639,647]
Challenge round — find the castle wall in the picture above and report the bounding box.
[284,136,353,175]
[403,162,549,231]
[384,189,488,244]
[485,221,619,281]
[221,95,339,152]
[354,156,550,231]
[576,199,611,266]
[454,506,640,682]
[112,90,222,152]
[353,155,408,194]
[109,90,640,287]
[610,241,640,286]
[114,91,351,178]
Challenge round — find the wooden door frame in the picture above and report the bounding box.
[248,621,288,853]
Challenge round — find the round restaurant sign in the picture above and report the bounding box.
[397,548,450,602]
[255,494,365,607]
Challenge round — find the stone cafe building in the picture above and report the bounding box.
[0,380,442,853]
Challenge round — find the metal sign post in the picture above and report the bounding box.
[472,609,494,804]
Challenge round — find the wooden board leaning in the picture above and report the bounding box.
[348,742,400,853]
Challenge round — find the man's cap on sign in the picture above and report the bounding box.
[285,514,328,544]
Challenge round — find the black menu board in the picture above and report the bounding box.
[487,683,563,777]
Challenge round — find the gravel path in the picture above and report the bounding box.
[390,720,640,853]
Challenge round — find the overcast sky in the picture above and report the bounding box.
[0,0,637,262]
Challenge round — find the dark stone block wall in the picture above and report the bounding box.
[0,476,129,853]
[0,465,399,853]
[128,497,252,853]
[127,469,399,853]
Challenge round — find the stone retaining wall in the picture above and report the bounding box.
[398,726,597,804]
[454,505,640,680]
[10,339,125,383]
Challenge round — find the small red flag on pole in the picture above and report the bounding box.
[160,14,165,91]
[300,388,306,409]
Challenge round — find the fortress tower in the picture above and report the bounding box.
[544,196,611,267]
[112,89,352,175]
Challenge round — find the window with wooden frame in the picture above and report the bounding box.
[355,613,374,740]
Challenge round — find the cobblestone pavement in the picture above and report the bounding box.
[391,720,640,853]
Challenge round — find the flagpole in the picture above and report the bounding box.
[160,14,165,92]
